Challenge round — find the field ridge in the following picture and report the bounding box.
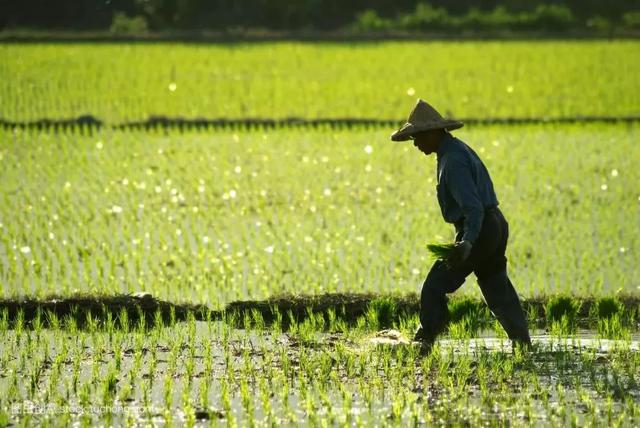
[1,292,638,330]
[2,114,640,131]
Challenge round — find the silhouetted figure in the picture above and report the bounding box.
[391,99,531,349]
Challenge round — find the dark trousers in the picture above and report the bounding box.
[420,207,531,344]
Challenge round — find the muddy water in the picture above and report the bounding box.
[1,322,639,426]
[369,328,640,352]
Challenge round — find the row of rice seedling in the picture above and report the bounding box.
[1,123,638,304]
[1,293,636,341]
[1,41,639,122]
[0,309,638,426]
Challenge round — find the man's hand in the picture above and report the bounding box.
[446,240,472,268]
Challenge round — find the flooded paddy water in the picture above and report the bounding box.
[1,318,639,426]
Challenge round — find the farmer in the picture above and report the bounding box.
[391,99,531,348]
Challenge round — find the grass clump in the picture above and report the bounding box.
[597,314,630,340]
[448,298,488,324]
[590,297,623,319]
[592,297,629,339]
[545,296,582,334]
[365,297,397,330]
[544,296,581,324]
[426,243,455,261]
[447,298,490,338]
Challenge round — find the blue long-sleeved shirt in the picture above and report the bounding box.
[435,134,498,244]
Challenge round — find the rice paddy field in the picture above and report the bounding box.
[1,124,639,304]
[0,40,639,426]
[1,41,639,122]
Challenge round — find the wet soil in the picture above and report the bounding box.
[1,323,638,426]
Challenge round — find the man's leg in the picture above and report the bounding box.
[477,269,531,346]
[418,260,470,343]
[474,210,531,346]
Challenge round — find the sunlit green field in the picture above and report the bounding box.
[2,40,640,426]
[1,123,638,306]
[1,41,639,121]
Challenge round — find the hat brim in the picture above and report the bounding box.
[390,120,464,142]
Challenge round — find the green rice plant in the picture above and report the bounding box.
[257,376,273,420]
[548,316,574,336]
[300,307,325,332]
[153,309,164,331]
[1,124,639,303]
[597,314,631,340]
[269,305,284,333]
[219,375,231,415]
[78,381,91,409]
[241,311,252,330]
[364,296,396,330]
[31,308,44,331]
[591,297,624,320]
[14,309,24,336]
[168,306,177,327]
[103,305,115,334]
[162,408,173,426]
[330,310,350,336]
[184,349,196,382]
[353,315,368,334]
[397,313,421,338]
[325,307,339,331]
[44,310,60,330]
[448,318,475,339]
[136,309,146,332]
[449,297,483,322]
[162,373,173,409]
[0,411,9,428]
[545,296,581,331]
[448,297,489,336]
[117,308,129,333]
[426,242,455,261]
[102,364,118,404]
[525,303,541,330]
[181,389,197,428]
[0,309,7,332]
[28,357,44,397]
[118,381,133,404]
[491,318,508,338]
[280,376,292,416]
[295,317,317,344]
[251,308,266,330]
[3,42,639,122]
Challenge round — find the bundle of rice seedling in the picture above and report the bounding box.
[426,243,455,261]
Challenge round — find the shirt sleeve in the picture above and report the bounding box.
[444,154,484,244]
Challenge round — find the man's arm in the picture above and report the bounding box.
[445,154,484,244]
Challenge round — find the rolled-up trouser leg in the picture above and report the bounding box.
[420,260,468,342]
[477,269,531,345]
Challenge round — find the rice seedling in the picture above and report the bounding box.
[0,125,638,302]
[597,314,631,341]
[3,123,638,304]
[545,296,582,335]
[591,296,624,319]
[0,39,639,426]
[426,242,456,261]
[364,296,397,330]
[2,42,639,122]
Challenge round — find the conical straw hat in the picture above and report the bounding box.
[391,99,463,141]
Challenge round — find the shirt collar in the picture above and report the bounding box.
[436,133,455,159]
